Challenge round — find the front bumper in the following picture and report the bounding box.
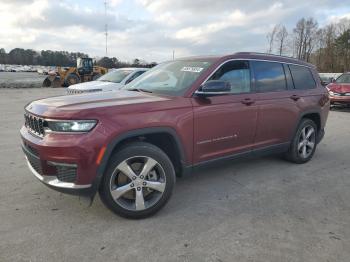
[330,95,350,104]
[22,144,93,195]
[20,125,108,196]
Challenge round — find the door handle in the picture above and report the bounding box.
[241,98,255,105]
[290,94,300,101]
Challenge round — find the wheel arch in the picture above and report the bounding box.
[91,127,187,198]
[290,110,322,144]
[301,112,321,132]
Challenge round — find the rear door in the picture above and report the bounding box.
[251,61,300,149]
[192,60,259,163]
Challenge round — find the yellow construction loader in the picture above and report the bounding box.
[43,57,108,87]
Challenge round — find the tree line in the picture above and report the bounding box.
[0,48,156,68]
[267,18,350,73]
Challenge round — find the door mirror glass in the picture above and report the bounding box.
[196,80,231,95]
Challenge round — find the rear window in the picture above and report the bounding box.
[252,61,287,92]
[289,65,316,89]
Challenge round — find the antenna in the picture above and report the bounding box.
[104,0,108,56]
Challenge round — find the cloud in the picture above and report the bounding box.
[16,2,134,32]
[0,0,350,62]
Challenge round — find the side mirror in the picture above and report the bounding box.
[320,80,327,86]
[195,80,231,96]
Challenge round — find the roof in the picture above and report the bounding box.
[177,52,315,68]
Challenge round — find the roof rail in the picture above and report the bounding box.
[235,52,298,60]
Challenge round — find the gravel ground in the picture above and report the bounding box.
[0,72,47,88]
[0,88,349,262]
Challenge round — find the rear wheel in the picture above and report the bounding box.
[285,119,317,164]
[99,142,176,219]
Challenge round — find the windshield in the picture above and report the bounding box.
[98,69,133,83]
[336,74,350,84]
[125,60,213,96]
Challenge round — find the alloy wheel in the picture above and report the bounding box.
[298,125,316,159]
[109,156,166,211]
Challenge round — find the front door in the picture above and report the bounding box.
[192,60,259,163]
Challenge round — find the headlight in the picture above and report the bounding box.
[328,91,334,96]
[46,120,97,132]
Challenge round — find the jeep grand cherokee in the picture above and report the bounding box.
[20,52,330,218]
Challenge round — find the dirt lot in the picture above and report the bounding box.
[0,88,349,262]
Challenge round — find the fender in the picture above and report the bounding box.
[290,109,323,143]
[89,127,188,199]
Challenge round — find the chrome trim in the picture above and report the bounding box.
[47,161,77,168]
[44,119,97,123]
[197,58,314,93]
[24,113,45,138]
[25,156,91,189]
[194,90,231,95]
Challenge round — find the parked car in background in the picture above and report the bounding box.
[319,73,342,86]
[20,52,329,218]
[319,75,334,86]
[66,68,148,94]
[327,72,350,107]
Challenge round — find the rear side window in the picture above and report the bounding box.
[289,65,316,89]
[252,61,287,92]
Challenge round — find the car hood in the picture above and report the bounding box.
[68,81,123,91]
[26,90,170,118]
[327,83,350,93]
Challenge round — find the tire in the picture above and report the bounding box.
[42,77,52,87]
[285,119,318,164]
[99,142,176,219]
[64,74,80,87]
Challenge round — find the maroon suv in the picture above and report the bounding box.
[21,52,330,218]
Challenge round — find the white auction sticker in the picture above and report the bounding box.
[181,67,203,73]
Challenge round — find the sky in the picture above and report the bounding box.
[1,0,350,63]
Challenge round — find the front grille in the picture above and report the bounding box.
[67,89,102,95]
[67,89,83,95]
[24,113,45,137]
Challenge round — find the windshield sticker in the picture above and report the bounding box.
[181,67,203,73]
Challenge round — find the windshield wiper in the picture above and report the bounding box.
[127,88,153,93]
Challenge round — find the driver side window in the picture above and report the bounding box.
[209,60,251,94]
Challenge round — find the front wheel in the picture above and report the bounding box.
[64,73,80,87]
[99,142,176,219]
[285,119,317,164]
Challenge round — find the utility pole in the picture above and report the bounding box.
[104,0,108,57]
[172,50,175,60]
